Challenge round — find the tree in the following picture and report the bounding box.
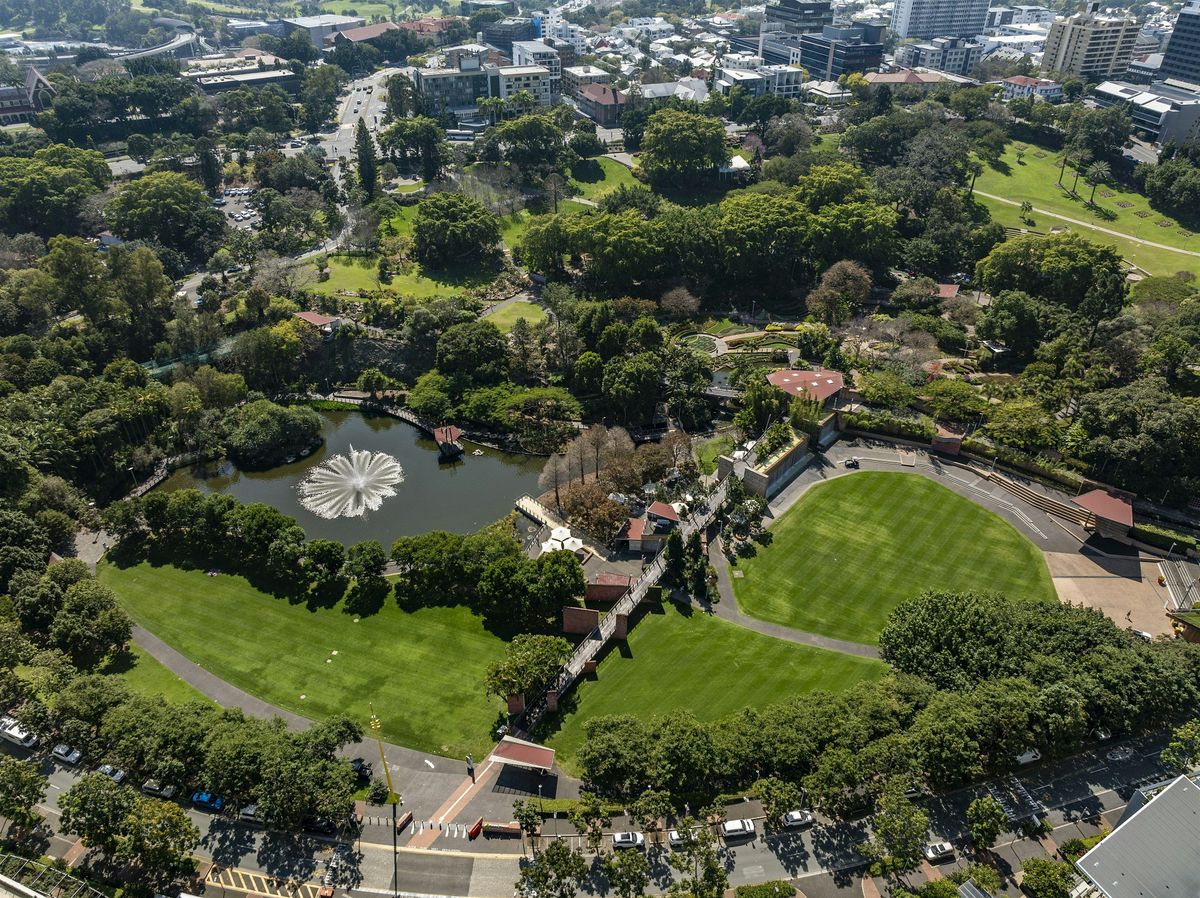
[860,372,916,411]
[105,171,224,261]
[484,634,572,699]
[355,119,378,197]
[516,839,588,898]
[976,290,1047,359]
[356,367,389,399]
[631,789,672,842]
[639,108,728,185]
[925,379,985,423]
[1162,718,1200,771]
[1085,160,1110,206]
[858,779,929,877]
[59,772,138,853]
[757,776,804,832]
[664,530,685,587]
[118,797,200,887]
[604,847,650,898]
[0,754,45,830]
[512,798,543,853]
[569,790,611,853]
[667,816,727,898]
[975,233,1124,313]
[1020,858,1077,898]
[966,795,1007,850]
[50,579,133,668]
[437,319,508,384]
[412,192,500,269]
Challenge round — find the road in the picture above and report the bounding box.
[974,189,1200,260]
[4,722,1178,897]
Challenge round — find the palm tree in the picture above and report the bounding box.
[1085,160,1111,205]
[477,96,505,126]
[507,89,536,116]
[966,158,983,196]
[1070,150,1091,194]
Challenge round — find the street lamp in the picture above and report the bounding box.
[370,705,399,898]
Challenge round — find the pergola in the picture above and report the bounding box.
[1074,488,1134,539]
[488,736,556,774]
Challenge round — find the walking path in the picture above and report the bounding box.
[974,190,1200,260]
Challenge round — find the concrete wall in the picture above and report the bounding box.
[744,439,813,499]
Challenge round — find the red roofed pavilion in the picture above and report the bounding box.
[1073,488,1134,539]
[766,368,845,405]
[489,735,555,773]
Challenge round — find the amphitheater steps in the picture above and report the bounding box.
[983,471,1092,527]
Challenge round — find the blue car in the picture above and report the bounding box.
[191,791,225,812]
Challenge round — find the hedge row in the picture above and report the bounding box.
[1130,522,1200,554]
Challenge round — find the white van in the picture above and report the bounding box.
[0,716,39,749]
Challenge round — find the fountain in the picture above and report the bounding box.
[298,446,405,519]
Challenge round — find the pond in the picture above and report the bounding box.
[158,409,545,544]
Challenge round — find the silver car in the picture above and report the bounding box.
[612,831,645,850]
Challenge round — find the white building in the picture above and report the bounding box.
[1094,78,1200,145]
[897,36,983,75]
[562,64,609,97]
[1042,2,1139,79]
[281,14,365,47]
[999,73,1062,101]
[490,63,553,106]
[891,0,990,38]
[511,40,561,100]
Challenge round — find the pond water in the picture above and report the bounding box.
[158,410,545,543]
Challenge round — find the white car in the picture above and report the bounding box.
[782,809,814,829]
[1016,748,1042,766]
[923,841,954,863]
[667,829,687,848]
[612,831,644,850]
[1106,746,1136,763]
[0,716,38,749]
[721,819,755,840]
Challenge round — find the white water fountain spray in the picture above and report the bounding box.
[297,445,405,519]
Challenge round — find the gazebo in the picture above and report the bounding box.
[489,736,556,774]
[1073,488,1134,540]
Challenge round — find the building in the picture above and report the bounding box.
[758,0,833,64]
[481,17,535,55]
[488,63,552,106]
[463,0,515,12]
[0,67,53,123]
[194,68,301,93]
[796,21,885,78]
[397,17,457,36]
[562,64,609,97]
[414,53,490,111]
[766,367,845,407]
[1042,3,1139,80]
[864,69,955,90]
[891,0,990,39]
[577,82,623,126]
[1093,79,1200,145]
[511,40,560,100]
[281,14,365,47]
[987,5,1054,28]
[638,77,710,103]
[897,36,982,75]
[717,66,769,95]
[1127,52,1164,83]
[294,310,343,338]
[802,78,852,104]
[1161,0,1200,85]
[619,500,681,554]
[1077,775,1200,898]
[226,18,286,38]
[999,73,1063,100]
[760,63,807,98]
[325,21,400,46]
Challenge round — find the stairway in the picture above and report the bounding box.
[984,471,1092,527]
[1160,559,1200,611]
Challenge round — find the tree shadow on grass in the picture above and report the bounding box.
[570,159,604,188]
[987,157,1012,176]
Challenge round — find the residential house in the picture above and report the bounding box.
[577,83,624,126]
[620,500,681,553]
[999,73,1063,100]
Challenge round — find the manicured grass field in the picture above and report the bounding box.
[101,645,214,706]
[974,144,1200,276]
[695,432,735,475]
[732,472,1056,645]
[545,602,885,771]
[568,157,637,199]
[308,255,492,299]
[486,300,547,332]
[98,561,508,758]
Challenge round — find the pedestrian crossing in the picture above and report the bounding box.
[206,864,321,898]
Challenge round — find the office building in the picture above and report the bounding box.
[562,64,610,97]
[226,19,286,38]
[481,17,535,56]
[488,64,552,106]
[986,5,1054,28]
[1042,3,1139,79]
[897,36,983,75]
[891,0,990,39]
[758,0,833,65]
[511,40,560,100]
[796,21,885,78]
[281,14,365,47]
[1094,79,1200,145]
[1161,0,1200,84]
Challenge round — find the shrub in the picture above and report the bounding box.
[1130,522,1199,554]
[735,883,796,898]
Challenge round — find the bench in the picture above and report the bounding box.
[396,810,414,832]
[482,821,523,837]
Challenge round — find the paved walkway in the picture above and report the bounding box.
[974,190,1200,261]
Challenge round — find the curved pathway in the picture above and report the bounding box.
[974,190,1200,260]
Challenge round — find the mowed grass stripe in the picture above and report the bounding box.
[98,561,506,759]
[546,602,885,771]
[731,472,1056,645]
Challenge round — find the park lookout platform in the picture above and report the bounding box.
[433,424,464,461]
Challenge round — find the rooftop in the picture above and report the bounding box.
[647,500,680,522]
[331,21,400,42]
[766,367,845,402]
[1077,775,1200,898]
[579,83,623,104]
[283,13,363,27]
[294,310,338,327]
[1073,488,1134,527]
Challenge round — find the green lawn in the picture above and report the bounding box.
[545,602,885,772]
[732,472,1056,645]
[568,157,636,200]
[974,144,1200,276]
[499,200,591,249]
[101,645,215,706]
[308,254,493,299]
[98,561,508,758]
[695,433,735,475]
[486,299,547,332]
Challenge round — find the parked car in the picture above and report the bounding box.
[52,744,83,766]
[0,716,38,749]
[1106,746,1136,763]
[98,764,126,784]
[721,819,755,840]
[668,829,688,849]
[350,757,373,780]
[304,816,337,836]
[240,803,260,823]
[1092,727,1113,742]
[782,810,814,829]
[192,791,224,812]
[142,779,177,799]
[844,457,860,468]
[1016,748,1042,766]
[923,842,954,863]
[612,831,645,850]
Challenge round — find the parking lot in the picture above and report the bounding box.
[213,186,259,232]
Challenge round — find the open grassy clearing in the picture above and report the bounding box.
[101,645,215,706]
[974,144,1200,276]
[485,299,546,332]
[499,199,591,248]
[545,602,885,772]
[695,432,735,475]
[732,472,1056,645]
[307,254,492,298]
[567,157,637,199]
[98,561,507,758]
